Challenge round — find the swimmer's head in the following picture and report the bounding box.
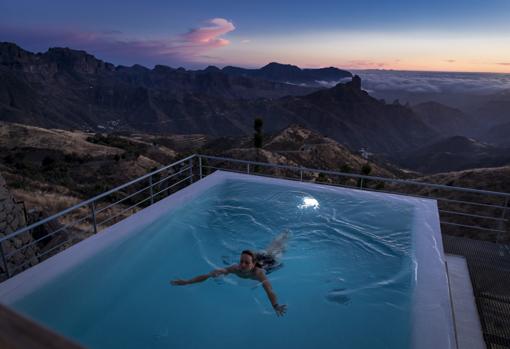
[240,250,257,272]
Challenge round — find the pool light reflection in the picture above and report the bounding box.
[298,196,320,209]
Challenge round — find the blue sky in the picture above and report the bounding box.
[1,0,510,72]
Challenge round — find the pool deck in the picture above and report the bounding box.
[446,255,486,349]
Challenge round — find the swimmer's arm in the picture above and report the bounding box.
[210,265,237,277]
[256,270,287,316]
[170,273,210,285]
[170,265,236,285]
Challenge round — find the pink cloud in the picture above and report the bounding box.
[183,18,235,47]
[497,62,510,66]
[0,18,235,67]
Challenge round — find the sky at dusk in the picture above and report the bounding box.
[1,0,510,73]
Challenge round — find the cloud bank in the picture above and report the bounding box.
[0,18,235,67]
[354,70,510,95]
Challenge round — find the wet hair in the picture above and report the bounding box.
[241,250,262,268]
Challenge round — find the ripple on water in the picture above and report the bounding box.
[326,288,351,305]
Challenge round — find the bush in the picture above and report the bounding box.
[64,153,81,163]
[42,156,55,167]
[340,164,351,173]
[361,163,372,175]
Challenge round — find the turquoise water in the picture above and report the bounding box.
[13,179,416,349]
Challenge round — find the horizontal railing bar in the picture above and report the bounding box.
[440,221,506,233]
[200,154,510,198]
[435,197,507,210]
[98,175,193,227]
[204,165,318,182]
[439,209,508,222]
[96,166,191,215]
[95,184,152,215]
[97,196,151,228]
[0,155,197,243]
[5,213,91,258]
[150,166,191,187]
[152,176,192,198]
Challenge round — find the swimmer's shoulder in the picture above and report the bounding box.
[226,264,240,273]
[253,267,267,279]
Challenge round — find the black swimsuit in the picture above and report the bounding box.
[255,253,281,274]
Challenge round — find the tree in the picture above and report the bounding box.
[358,162,372,188]
[361,163,372,175]
[253,118,263,148]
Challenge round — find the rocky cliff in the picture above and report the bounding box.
[0,173,37,279]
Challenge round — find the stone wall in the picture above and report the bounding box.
[0,173,38,278]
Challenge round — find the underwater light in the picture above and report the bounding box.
[298,196,320,209]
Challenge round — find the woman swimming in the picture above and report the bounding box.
[170,231,289,316]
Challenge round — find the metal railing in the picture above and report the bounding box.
[1,154,509,281]
[0,154,196,280]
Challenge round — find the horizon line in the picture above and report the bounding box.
[2,41,510,76]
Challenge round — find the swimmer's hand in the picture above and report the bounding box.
[170,279,188,286]
[273,303,287,317]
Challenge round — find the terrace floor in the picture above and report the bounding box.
[443,235,510,348]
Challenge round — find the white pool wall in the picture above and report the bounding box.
[0,170,456,348]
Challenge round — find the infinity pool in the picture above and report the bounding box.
[0,171,455,348]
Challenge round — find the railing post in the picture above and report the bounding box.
[498,196,509,243]
[360,178,364,189]
[0,241,10,279]
[189,158,194,184]
[149,175,154,205]
[199,156,203,179]
[247,163,250,174]
[300,167,303,181]
[91,202,98,234]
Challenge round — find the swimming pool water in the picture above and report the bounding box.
[11,177,418,349]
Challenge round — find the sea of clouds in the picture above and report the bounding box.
[352,70,510,95]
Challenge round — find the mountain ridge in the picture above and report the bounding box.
[222,62,352,86]
[1,42,439,155]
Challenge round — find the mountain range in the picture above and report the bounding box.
[1,42,510,172]
[222,62,352,86]
[0,42,441,155]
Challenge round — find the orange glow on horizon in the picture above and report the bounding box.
[215,31,510,74]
